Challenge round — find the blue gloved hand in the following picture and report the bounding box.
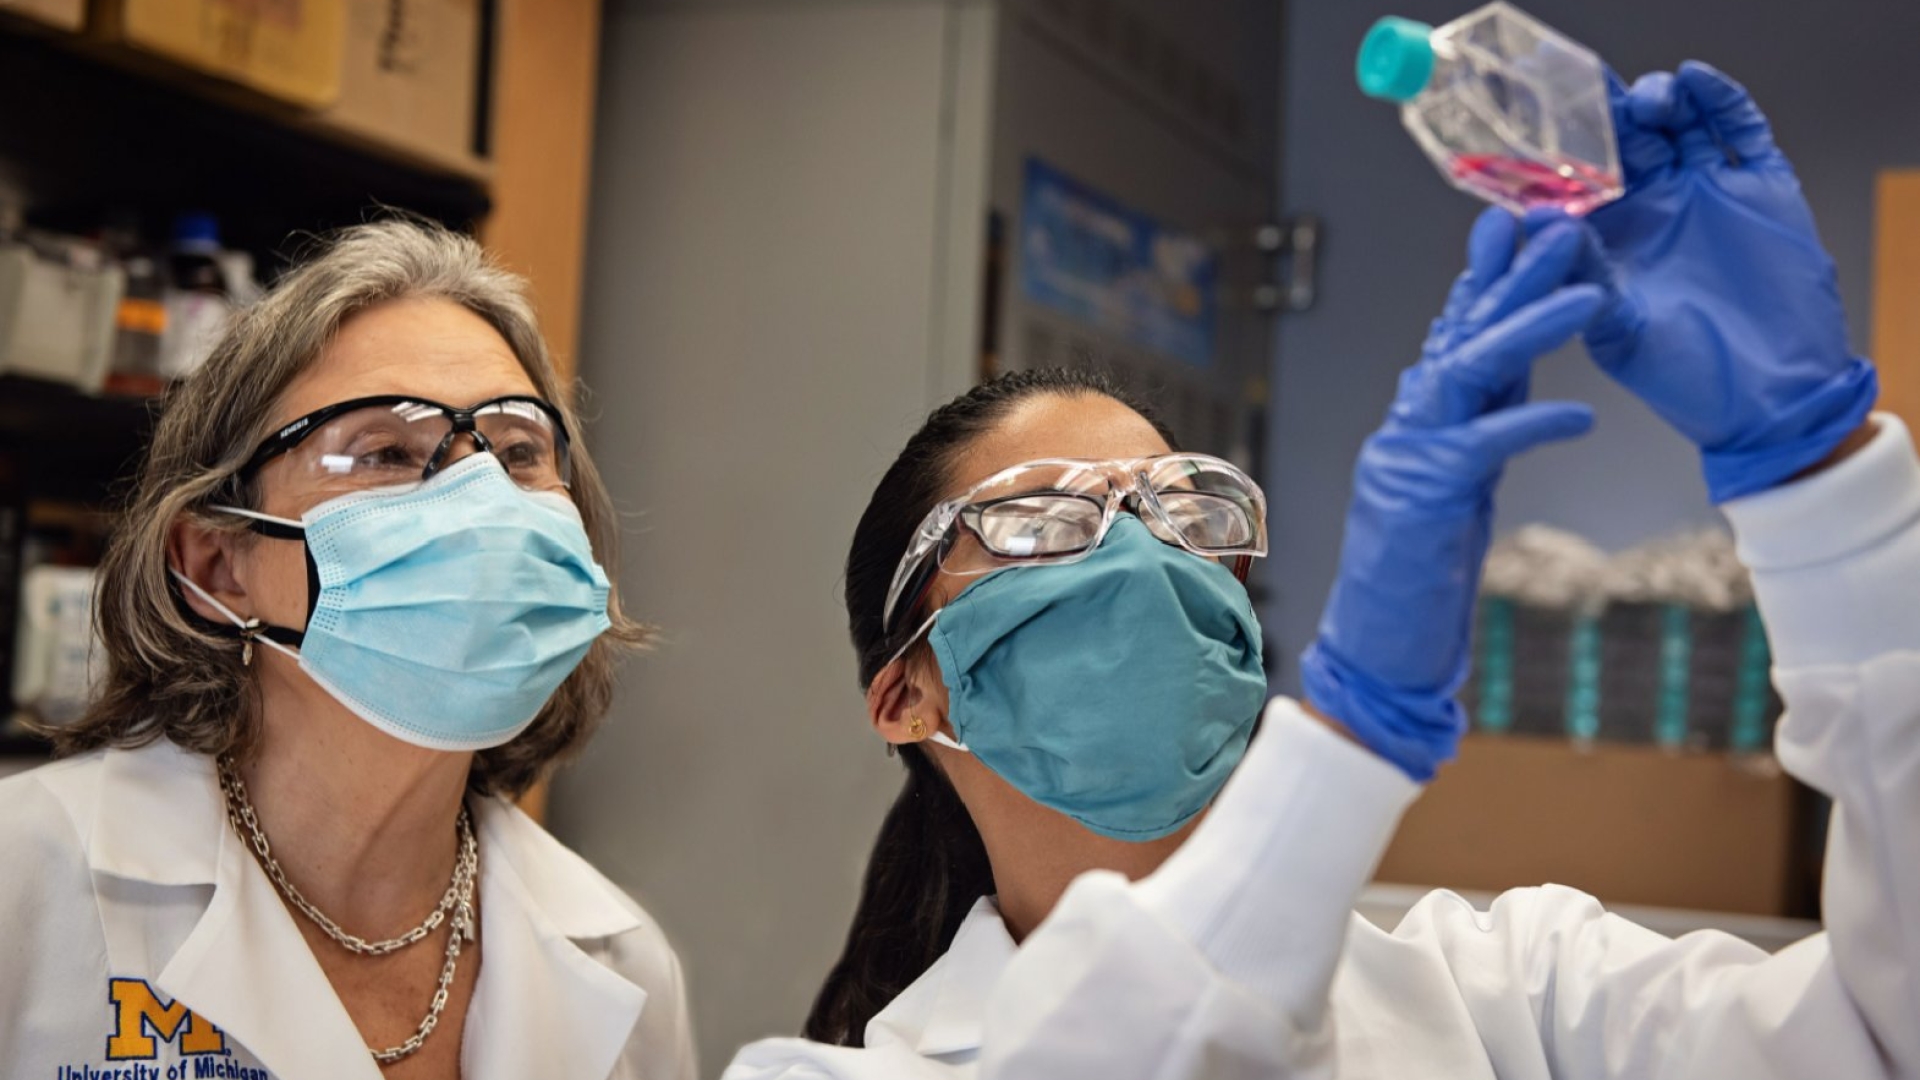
[1570,60,1876,503]
[1301,210,1600,781]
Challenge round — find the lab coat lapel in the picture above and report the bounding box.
[156,796,383,1080]
[86,744,650,1079]
[459,798,647,1080]
[865,897,1013,1059]
[89,740,224,885]
[85,743,376,1080]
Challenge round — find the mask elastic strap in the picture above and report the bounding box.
[879,609,973,753]
[211,505,321,624]
[882,608,941,672]
[170,569,305,663]
[212,505,306,541]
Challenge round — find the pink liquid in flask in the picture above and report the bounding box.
[1450,154,1619,215]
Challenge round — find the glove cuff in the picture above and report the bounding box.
[1702,358,1879,503]
[1298,642,1466,782]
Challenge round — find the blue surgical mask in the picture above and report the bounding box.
[176,452,611,751]
[923,516,1267,840]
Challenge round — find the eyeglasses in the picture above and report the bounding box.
[238,395,573,494]
[881,452,1268,633]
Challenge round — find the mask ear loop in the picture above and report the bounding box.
[904,708,969,752]
[170,569,303,667]
[928,730,969,752]
[208,506,323,626]
[210,505,306,539]
[876,609,973,754]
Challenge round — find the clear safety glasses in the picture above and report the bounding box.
[238,394,573,495]
[880,452,1268,633]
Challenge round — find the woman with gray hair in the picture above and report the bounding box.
[0,220,694,1080]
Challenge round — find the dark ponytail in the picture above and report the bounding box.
[804,367,1177,1046]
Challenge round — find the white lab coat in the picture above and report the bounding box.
[0,739,697,1080]
[726,413,1920,1080]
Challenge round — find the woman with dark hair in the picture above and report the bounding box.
[811,366,1265,1042]
[718,191,1590,1073]
[721,64,1919,1080]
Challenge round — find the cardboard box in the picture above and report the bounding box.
[317,0,481,174]
[0,0,84,31]
[1873,169,1920,431]
[97,0,346,109]
[1376,733,1804,916]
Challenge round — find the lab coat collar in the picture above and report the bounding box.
[150,749,387,1079]
[84,740,648,1079]
[865,896,1014,1058]
[88,738,226,885]
[467,795,645,941]
[87,739,644,939]
[458,799,649,1079]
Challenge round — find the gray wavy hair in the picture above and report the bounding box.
[49,218,651,796]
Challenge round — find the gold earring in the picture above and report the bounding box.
[907,711,927,741]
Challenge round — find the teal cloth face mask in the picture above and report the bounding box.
[924,516,1267,840]
[177,452,612,751]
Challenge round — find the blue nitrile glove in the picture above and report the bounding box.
[1301,210,1600,781]
[1570,60,1876,503]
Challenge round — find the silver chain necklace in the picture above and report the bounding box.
[217,755,478,1065]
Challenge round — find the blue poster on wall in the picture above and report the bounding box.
[1017,157,1219,368]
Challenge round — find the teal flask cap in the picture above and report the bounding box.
[1358,16,1436,103]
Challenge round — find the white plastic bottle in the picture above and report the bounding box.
[1357,3,1622,216]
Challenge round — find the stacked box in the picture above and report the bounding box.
[1465,598,1782,751]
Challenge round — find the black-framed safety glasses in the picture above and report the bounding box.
[238,394,574,494]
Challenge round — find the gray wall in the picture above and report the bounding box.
[1267,0,1920,691]
[554,1,990,1070]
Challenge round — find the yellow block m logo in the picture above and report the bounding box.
[107,978,228,1059]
